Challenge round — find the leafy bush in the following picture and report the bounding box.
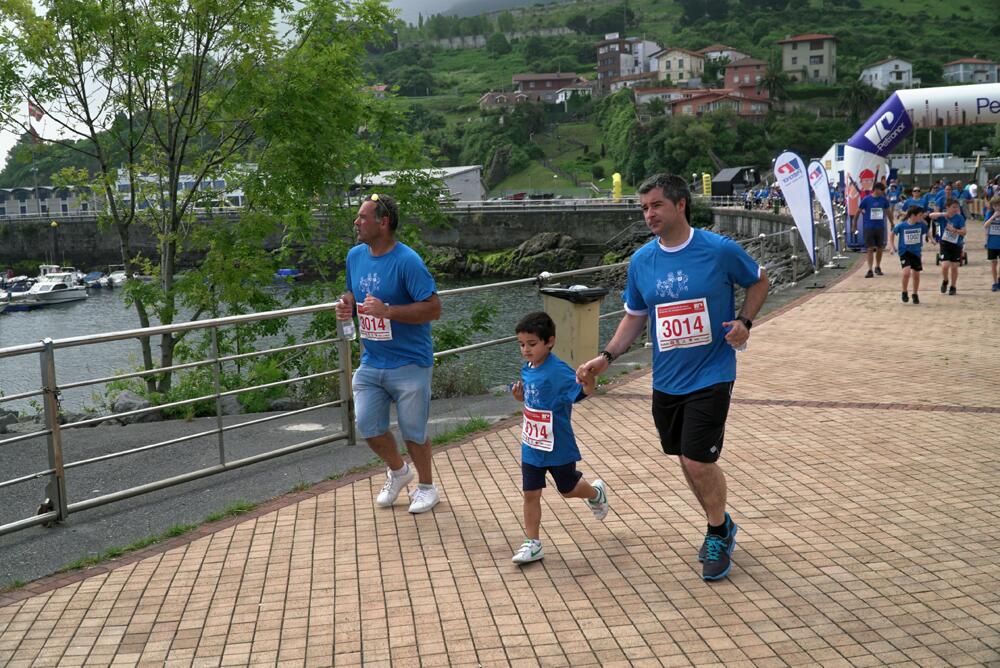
[591,164,605,180]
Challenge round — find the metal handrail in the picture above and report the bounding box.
[0,299,354,537]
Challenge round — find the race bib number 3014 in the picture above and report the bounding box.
[358,305,393,341]
[656,298,712,352]
[522,407,554,451]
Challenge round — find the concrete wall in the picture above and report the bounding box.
[0,206,801,269]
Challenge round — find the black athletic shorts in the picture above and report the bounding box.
[940,240,962,263]
[899,251,923,271]
[522,461,582,493]
[988,248,1000,261]
[864,227,886,248]
[651,382,733,463]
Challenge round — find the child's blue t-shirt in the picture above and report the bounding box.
[892,221,928,256]
[939,214,966,246]
[623,229,761,396]
[345,242,437,368]
[987,215,1000,250]
[859,195,891,229]
[901,195,928,212]
[519,353,585,468]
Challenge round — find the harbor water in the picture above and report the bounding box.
[0,278,625,413]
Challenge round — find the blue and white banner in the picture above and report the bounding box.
[844,83,1000,199]
[774,150,816,267]
[807,160,839,251]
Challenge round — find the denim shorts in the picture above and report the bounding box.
[352,363,433,444]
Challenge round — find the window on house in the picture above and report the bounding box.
[743,74,750,83]
[20,205,27,214]
[678,58,684,68]
[61,203,68,213]
[813,69,820,78]
[810,40,824,50]
[81,202,89,212]
[809,55,823,65]
[0,207,5,216]
[791,56,798,65]
[792,43,797,50]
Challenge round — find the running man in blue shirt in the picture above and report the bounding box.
[577,173,769,581]
[335,193,444,514]
[509,311,608,564]
[858,182,893,278]
[928,198,967,295]
[890,206,929,304]
[984,195,1000,291]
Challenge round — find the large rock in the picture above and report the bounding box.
[267,397,306,412]
[0,412,18,434]
[111,390,162,424]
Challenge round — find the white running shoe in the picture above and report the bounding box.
[407,484,440,514]
[375,465,414,507]
[587,479,609,520]
[511,540,544,564]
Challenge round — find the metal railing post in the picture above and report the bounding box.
[40,338,68,522]
[211,326,226,465]
[758,233,767,265]
[337,337,355,446]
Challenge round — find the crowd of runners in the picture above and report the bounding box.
[852,176,1000,301]
[332,169,996,585]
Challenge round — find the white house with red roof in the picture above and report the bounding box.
[942,57,999,84]
[860,57,919,90]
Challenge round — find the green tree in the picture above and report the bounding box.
[0,0,438,394]
[486,32,512,56]
[566,14,589,34]
[497,11,515,33]
[838,79,878,125]
[756,59,792,102]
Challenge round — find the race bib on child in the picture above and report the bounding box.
[903,229,921,246]
[655,298,712,352]
[521,406,553,451]
[870,208,884,220]
[990,223,1000,237]
[357,305,393,341]
[942,228,960,244]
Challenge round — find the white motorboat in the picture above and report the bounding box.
[99,265,127,287]
[26,272,89,304]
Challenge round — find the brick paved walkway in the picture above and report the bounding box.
[2,225,999,666]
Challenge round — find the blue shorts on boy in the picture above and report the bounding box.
[519,353,586,491]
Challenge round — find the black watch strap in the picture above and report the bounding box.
[600,349,615,363]
[737,316,753,330]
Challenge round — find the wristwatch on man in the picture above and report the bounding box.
[736,315,753,331]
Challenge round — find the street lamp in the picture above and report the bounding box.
[50,220,60,264]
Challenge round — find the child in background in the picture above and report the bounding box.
[890,205,929,304]
[509,311,609,565]
[984,196,1000,292]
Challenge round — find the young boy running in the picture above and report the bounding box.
[928,199,967,295]
[891,205,929,304]
[509,311,609,564]
[985,196,1000,292]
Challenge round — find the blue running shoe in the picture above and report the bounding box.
[702,521,738,581]
[698,513,735,562]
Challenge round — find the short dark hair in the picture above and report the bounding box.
[945,197,959,208]
[365,193,399,231]
[637,173,691,223]
[872,182,885,192]
[515,311,555,341]
[906,205,924,218]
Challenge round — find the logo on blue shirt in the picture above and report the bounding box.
[656,270,689,299]
[359,272,381,295]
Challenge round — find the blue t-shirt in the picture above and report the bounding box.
[938,214,966,246]
[519,353,585,467]
[887,185,901,204]
[345,241,437,368]
[892,221,927,256]
[859,195,891,229]
[901,195,928,212]
[986,214,1000,250]
[623,229,762,396]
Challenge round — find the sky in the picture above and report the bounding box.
[0,0,465,173]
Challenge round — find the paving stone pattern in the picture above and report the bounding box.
[1,225,998,666]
